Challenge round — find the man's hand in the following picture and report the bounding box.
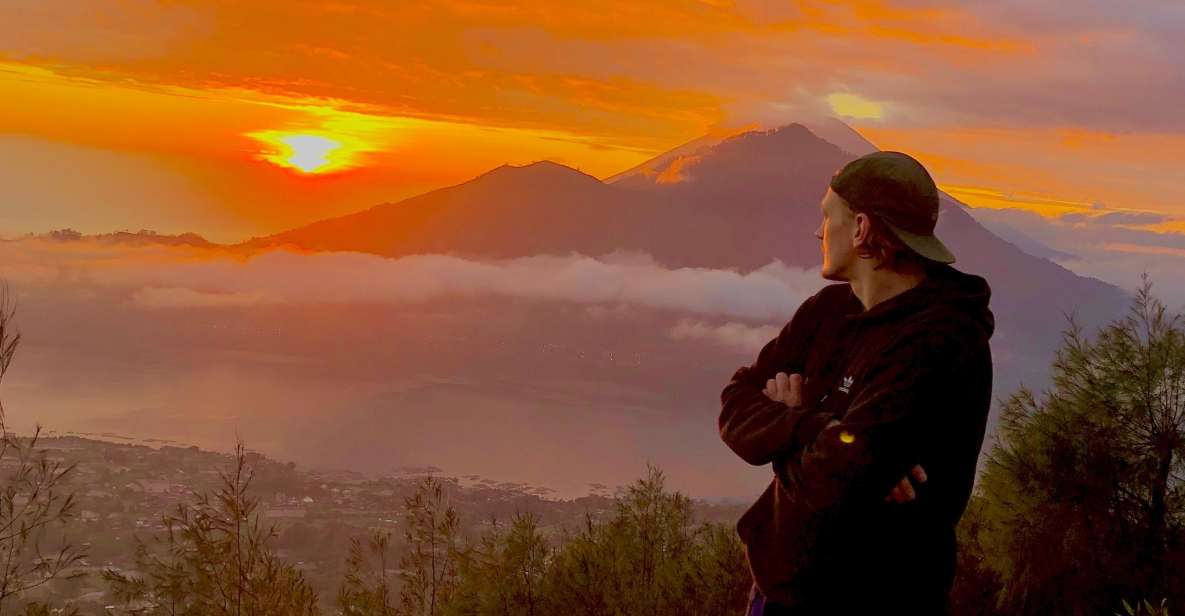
[763,372,927,504]
[763,371,803,407]
[885,464,927,503]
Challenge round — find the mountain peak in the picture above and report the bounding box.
[607,118,879,188]
[605,123,759,184]
[798,117,879,156]
[719,122,815,145]
[710,122,837,155]
[476,160,603,186]
[609,121,847,191]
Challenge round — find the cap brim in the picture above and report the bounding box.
[883,219,957,264]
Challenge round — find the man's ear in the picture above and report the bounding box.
[852,212,870,250]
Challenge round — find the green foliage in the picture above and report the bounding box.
[949,496,1005,616]
[959,273,1185,616]
[337,466,748,616]
[337,530,398,615]
[531,464,748,616]
[103,442,319,615]
[397,477,463,616]
[1118,597,1172,616]
[0,422,88,610]
[338,477,490,616]
[444,511,550,616]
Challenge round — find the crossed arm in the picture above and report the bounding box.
[719,298,955,509]
[762,329,961,515]
[719,299,941,508]
[761,372,925,504]
[718,293,828,466]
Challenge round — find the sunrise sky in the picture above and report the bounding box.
[2,0,1183,246]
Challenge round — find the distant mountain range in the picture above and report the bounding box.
[236,121,1130,391]
[21,228,214,248]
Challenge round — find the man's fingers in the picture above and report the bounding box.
[764,371,805,406]
[900,478,916,500]
[787,373,803,407]
[911,464,927,483]
[887,475,922,503]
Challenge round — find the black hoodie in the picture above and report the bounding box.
[719,263,994,614]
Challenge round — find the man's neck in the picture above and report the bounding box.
[849,266,927,312]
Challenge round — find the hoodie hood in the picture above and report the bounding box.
[842,263,995,338]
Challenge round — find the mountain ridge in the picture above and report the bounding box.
[230,120,1130,408]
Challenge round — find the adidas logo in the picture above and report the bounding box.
[838,375,853,394]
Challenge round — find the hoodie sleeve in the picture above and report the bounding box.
[772,322,965,514]
[719,291,834,466]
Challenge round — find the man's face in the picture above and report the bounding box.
[814,187,861,281]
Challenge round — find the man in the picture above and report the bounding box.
[719,151,994,615]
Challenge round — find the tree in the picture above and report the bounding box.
[337,530,398,615]
[948,495,1005,616]
[545,464,749,615]
[103,442,319,615]
[971,273,1185,615]
[397,477,462,616]
[338,466,748,615]
[0,285,86,613]
[1118,597,1172,616]
[444,511,551,616]
[683,518,751,616]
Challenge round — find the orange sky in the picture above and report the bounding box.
[1,0,1183,243]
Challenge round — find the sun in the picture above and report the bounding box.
[248,132,347,174]
[281,134,341,173]
[245,103,409,174]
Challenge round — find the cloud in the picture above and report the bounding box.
[968,207,1185,253]
[0,240,825,323]
[132,287,264,309]
[1058,211,1170,227]
[667,319,779,354]
[965,206,1185,308]
[5,0,1184,139]
[0,238,826,499]
[0,0,207,62]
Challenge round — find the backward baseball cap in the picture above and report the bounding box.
[828,150,956,264]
